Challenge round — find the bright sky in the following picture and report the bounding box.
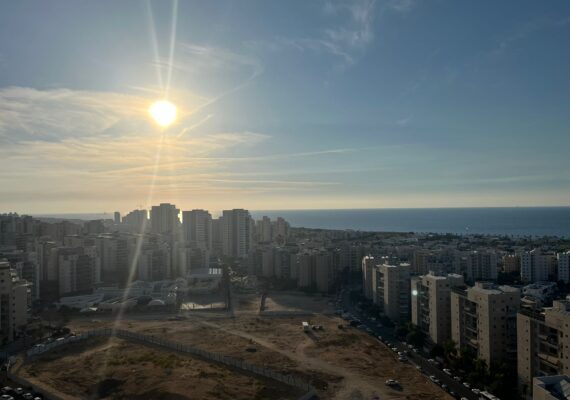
[1,0,569,214]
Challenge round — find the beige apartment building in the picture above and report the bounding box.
[451,282,520,367]
[411,272,464,345]
[517,300,570,399]
[373,263,411,323]
[0,260,31,344]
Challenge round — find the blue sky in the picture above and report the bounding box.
[1,0,569,213]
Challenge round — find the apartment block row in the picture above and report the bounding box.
[370,260,570,399]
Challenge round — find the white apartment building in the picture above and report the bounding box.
[521,249,556,283]
[557,252,570,283]
[411,272,464,345]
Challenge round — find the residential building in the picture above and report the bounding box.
[122,209,148,231]
[150,203,180,235]
[521,250,556,283]
[58,247,97,296]
[182,209,212,250]
[517,300,570,399]
[258,216,272,242]
[375,263,411,323]
[503,254,521,274]
[412,250,431,275]
[362,255,375,300]
[221,209,253,258]
[272,217,289,244]
[411,272,465,345]
[0,260,31,344]
[451,282,520,367]
[558,252,570,284]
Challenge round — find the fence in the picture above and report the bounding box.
[26,328,317,397]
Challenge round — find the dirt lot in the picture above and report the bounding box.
[18,337,302,400]
[65,312,453,400]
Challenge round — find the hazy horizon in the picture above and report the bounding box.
[1,0,570,213]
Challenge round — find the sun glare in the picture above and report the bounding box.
[149,100,177,127]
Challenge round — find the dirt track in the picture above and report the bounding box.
[19,337,301,400]
[63,313,452,400]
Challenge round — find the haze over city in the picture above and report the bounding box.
[1,0,570,214]
[3,2,570,400]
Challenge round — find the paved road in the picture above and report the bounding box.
[339,288,481,400]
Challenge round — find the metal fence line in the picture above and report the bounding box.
[25,328,317,398]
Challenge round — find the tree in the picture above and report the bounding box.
[430,344,444,359]
[406,329,425,348]
[442,339,457,361]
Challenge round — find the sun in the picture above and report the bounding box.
[149,100,177,127]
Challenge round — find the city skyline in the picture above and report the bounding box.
[1,0,570,214]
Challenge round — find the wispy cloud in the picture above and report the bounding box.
[248,0,416,71]
[491,15,570,56]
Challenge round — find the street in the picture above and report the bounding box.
[340,288,480,400]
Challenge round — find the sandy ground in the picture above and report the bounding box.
[18,337,301,400]
[263,292,335,314]
[65,308,453,399]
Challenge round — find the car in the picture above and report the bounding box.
[443,368,452,375]
[453,376,461,381]
[449,391,456,398]
[385,379,399,387]
[23,394,34,400]
[398,356,408,362]
[14,388,24,395]
[377,335,383,341]
[412,347,419,353]
[441,384,448,391]
[1,387,13,394]
[429,375,440,384]
[463,382,471,388]
[472,389,481,395]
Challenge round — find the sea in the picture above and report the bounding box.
[32,207,570,237]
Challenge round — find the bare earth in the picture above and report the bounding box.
[21,291,452,399]
[18,337,301,400]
